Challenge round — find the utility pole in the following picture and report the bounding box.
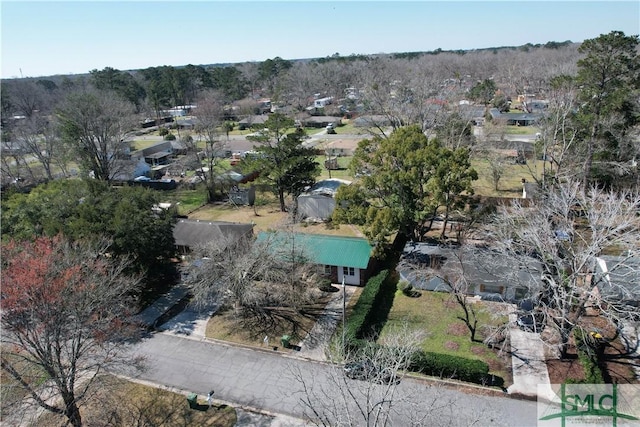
[342,276,346,356]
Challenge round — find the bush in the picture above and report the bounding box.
[568,329,605,384]
[345,270,389,341]
[410,350,491,384]
[397,280,413,295]
[158,127,169,136]
[164,133,176,141]
[318,278,335,292]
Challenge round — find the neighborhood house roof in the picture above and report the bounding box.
[594,256,640,304]
[173,219,254,249]
[256,232,372,269]
[304,178,351,197]
[400,242,543,293]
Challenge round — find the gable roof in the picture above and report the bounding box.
[256,232,372,269]
[594,256,640,303]
[400,242,543,291]
[173,219,254,249]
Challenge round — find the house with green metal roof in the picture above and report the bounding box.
[256,231,374,285]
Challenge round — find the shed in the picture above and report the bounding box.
[298,179,351,221]
[256,232,373,285]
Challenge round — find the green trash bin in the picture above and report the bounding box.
[187,393,198,409]
[281,335,291,349]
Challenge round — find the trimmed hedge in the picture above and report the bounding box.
[410,350,494,385]
[345,270,389,341]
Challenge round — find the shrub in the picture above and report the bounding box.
[164,133,176,141]
[397,280,413,295]
[410,350,491,384]
[345,270,389,341]
[568,329,605,384]
[318,278,334,292]
[158,127,169,136]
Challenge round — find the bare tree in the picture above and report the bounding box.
[490,181,640,358]
[1,236,145,427]
[531,75,581,188]
[193,90,232,201]
[12,115,60,181]
[56,89,136,181]
[483,149,507,192]
[291,325,494,426]
[187,231,317,324]
[4,79,50,118]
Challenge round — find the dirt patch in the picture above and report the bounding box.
[471,345,487,356]
[547,353,586,384]
[447,322,469,336]
[444,341,460,351]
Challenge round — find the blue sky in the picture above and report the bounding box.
[2,1,638,79]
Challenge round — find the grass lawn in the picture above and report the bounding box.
[379,290,512,385]
[316,155,355,181]
[165,188,209,215]
[32,375,236,427]
[504,125,540,135]
[471,158,544,197]
[129,138,166,151]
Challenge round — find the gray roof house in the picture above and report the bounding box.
[593,255,640,308]
[399,242,543,302]
[173,219,254,254]
[489,108,542,126]
[238,115,269,130]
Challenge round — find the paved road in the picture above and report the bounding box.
[123,333,540,426]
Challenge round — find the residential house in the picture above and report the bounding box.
[238,115,269,131]
[399,242,543,302]
[173,218,254,255]
[592,255,640,308]
[256,232,374,285]
[300,116,341,128]
[488,108,542,127]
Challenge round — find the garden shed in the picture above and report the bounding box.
[297,179,351,221]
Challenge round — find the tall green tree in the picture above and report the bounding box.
[575,31,640,186]
[1,180,176,274]
[334,126,477,245]
[428,145,478,239]
[209,66,249,101]
[334,126,441,244]
[468,79,497,105]
[90,67,146,111]
[244,113,320,212]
